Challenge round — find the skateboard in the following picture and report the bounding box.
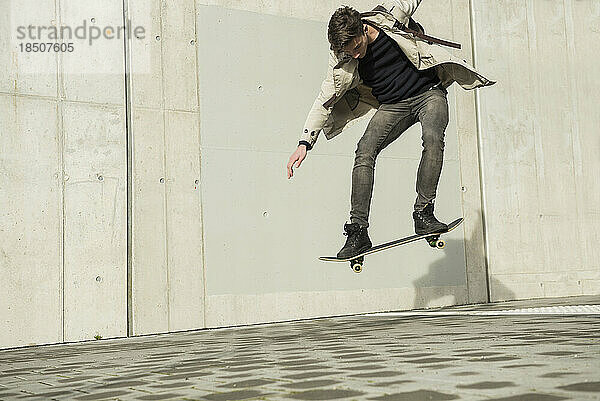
[319,218,463,273]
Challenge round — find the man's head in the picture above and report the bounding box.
[328,6,369,59]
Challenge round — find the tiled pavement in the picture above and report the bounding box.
[0,295,598,400]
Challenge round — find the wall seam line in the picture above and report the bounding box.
[122,0,134,337]
[193,1,208,329]
[468,0,491,303]
[56,0,66,343]
[158,1,171,332]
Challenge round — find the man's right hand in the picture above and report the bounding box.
[287,145,308,179]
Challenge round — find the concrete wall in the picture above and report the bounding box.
[1,0,596,350]
[128,0,205,337]
[196,0,481,328]
[471,0,600,300]
[1,0,128,348]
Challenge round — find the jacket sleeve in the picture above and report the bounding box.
[299,51,338,150]
[379,0,422,25]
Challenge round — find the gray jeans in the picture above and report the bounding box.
[350,86,449,228]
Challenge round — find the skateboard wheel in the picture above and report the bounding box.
[436,239,445,249]
[351,261,363,273]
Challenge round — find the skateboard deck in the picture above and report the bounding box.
[319,217,463,273]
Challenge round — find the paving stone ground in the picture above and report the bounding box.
[0,295,598,401]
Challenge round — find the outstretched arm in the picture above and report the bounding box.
[287,50,339,179]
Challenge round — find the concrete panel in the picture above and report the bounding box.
[492,270,591,300]
[1,0,58,97]
[59,0,125,105]
[128,0,162,110]
[529,1,581,272]
[474,0,545,277]
[62,102,127,342]
[161,0,198,111]
[567,0,600,273]
[197,5,329,153]
[164,111,204,331]
[472,0,599,299]
[0,95,62,348]
[128,0,202,335]
[198,6,467,324]
[128,0,197,111]
[131,108,169,335]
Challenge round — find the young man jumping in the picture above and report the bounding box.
[286,1,494,259]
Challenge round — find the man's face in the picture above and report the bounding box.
[341,27,368,59]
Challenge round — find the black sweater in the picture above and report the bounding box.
[358,29,439,104]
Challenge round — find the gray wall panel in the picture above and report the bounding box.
[0,95,63,348]
[197,5,324,152]
[60,0,125,105]
[164,111,204,331]
[1,0,58,97]
[130,108,206,334]
[567,0,600,281]
[161,0,198,112]
[198,5,467,307]
[128,0,204,334]
[473,0,600,298]
[62,103,127,341]
[128,0,163,110]
[131,109,170,334]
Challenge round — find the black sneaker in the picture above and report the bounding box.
[336,223,372,259]
[413,203,448,235]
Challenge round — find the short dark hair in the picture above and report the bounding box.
[327,6,364,53]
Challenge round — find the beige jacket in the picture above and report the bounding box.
[299,0,495,149]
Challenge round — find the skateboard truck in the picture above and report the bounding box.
[350,257,364,273]
[426,235,445,249]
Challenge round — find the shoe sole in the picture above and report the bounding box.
[415,227,449,236]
